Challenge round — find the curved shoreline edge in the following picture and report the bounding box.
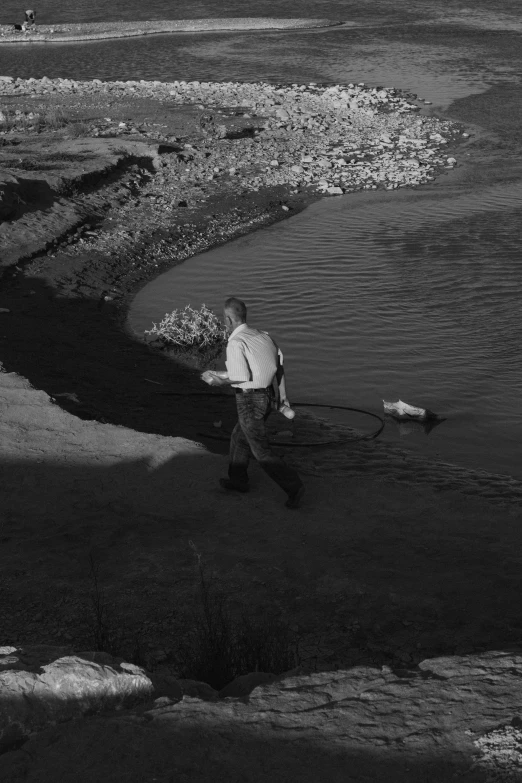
[0,18,342,44]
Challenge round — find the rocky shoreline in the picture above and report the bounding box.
[0,75,460,267]
[2,644,522,781]
[0,18,341,43]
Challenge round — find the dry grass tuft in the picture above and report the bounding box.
[146,304,227,350]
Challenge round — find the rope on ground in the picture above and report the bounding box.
[154,392,386,446]
[292,402,386,441]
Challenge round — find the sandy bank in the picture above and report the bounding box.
[0,18,341,44]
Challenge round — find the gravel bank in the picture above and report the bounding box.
[0,75,461,246]
[0,18,341,43]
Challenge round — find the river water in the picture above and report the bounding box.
[2,1,522,478]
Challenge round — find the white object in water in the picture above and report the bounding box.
[383,399,435,421]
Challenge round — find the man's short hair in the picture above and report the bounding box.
[224,297,247,322]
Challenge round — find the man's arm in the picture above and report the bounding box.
[201,370,243,387]
[201,340,250,387]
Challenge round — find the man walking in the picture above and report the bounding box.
[201,297,304,509]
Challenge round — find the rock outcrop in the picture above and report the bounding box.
[0,138,161,267]
[2,648,522,780]
[0,645,152,752]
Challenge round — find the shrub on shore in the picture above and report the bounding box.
[145,304,226,351]
[166,545,299,689]
[84,547,300,689]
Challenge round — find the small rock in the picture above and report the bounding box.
[177,679,219,702]
[219,672,278,698]
[153,696,174,707]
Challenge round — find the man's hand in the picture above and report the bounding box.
[201,370,242,387]
[201,370,222,386]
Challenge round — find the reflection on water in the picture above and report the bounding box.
[386,417,447,438]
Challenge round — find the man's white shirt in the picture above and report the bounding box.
[225,324,278,389]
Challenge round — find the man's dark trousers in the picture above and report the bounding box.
[229,389,302,495]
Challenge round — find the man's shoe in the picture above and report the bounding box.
[219,478,249,493]
[285,485,305,509]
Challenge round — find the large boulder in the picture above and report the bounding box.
[0,645,153,752]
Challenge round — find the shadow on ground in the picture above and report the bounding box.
[1,443,522,669]
[0,715,486,783]
[1,265,522,670]
[0,271,235,450]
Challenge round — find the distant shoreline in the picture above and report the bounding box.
[0,18,342,44]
